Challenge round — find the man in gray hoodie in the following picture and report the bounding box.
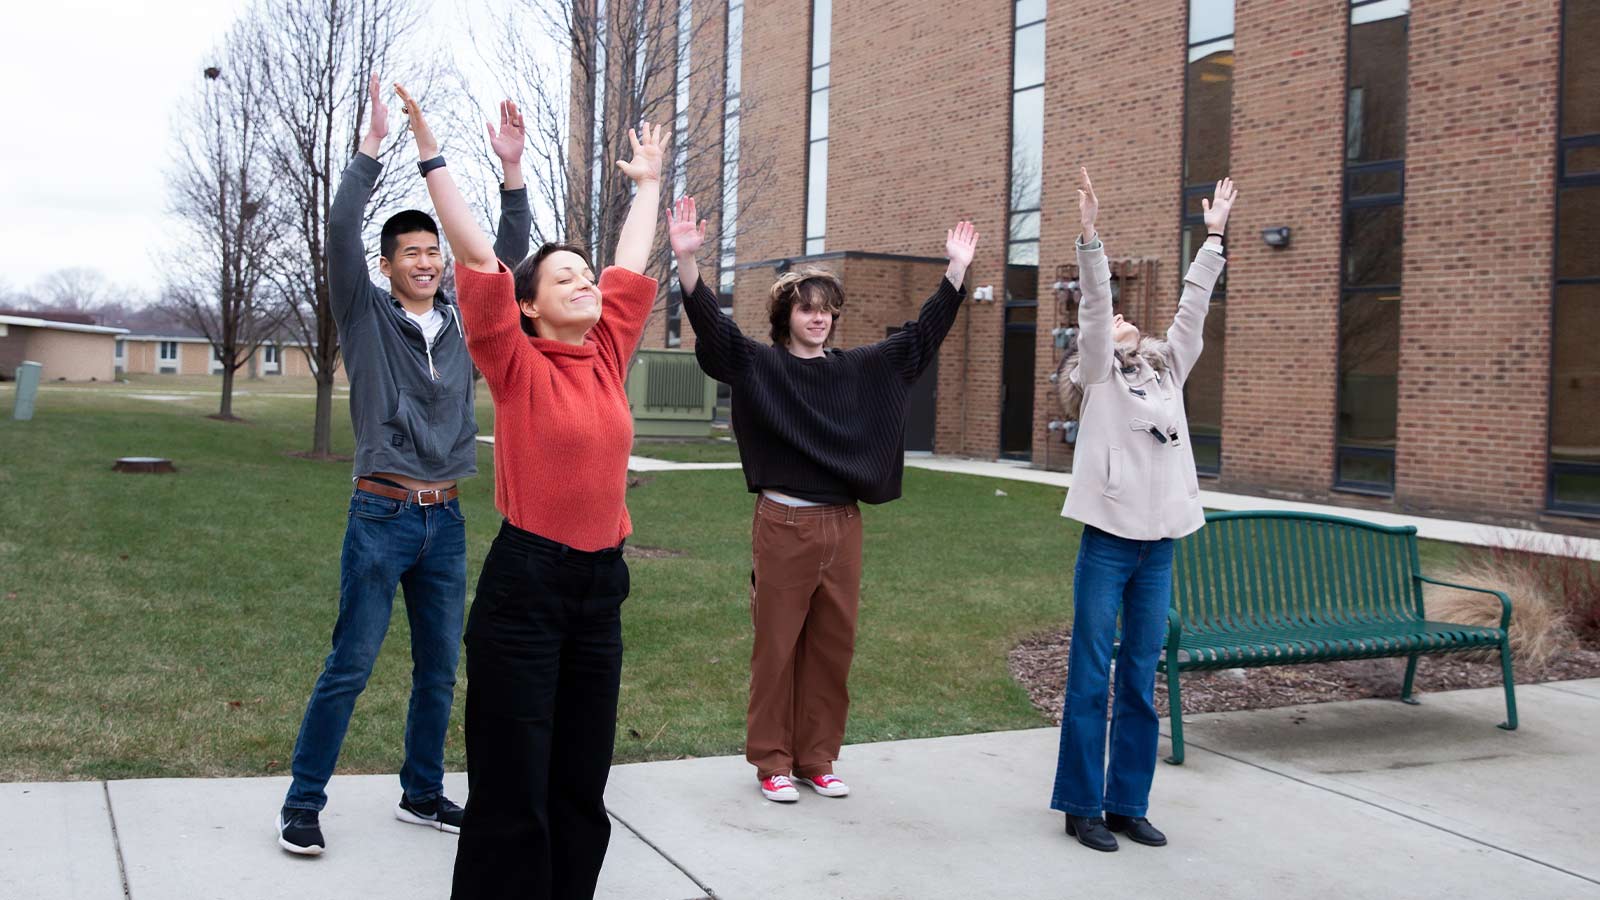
[276,77,531,856]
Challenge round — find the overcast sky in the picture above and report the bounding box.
[3,0,532,301]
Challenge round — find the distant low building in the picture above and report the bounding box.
[0,313,127,382]
[117,333,334,380]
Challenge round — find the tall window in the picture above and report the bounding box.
[1336,0,1409,493]
[667,0,692,347]
[719,0,743,298]
[1000,0,1046,459]
[1551,0,1600,514]
[804,0,832,254]
[158,341,178,361]
[1181,0,1233,476]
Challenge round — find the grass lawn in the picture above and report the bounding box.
[0,379,1462,782]
[632,437,742,463]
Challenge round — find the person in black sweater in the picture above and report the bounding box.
[668,196,979,802]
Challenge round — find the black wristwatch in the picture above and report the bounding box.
[418,155,447,178]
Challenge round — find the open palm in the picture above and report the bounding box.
[668,196,708,257]
[1202,177,1238,232]
[616,122,669,184]
[945,220,978,268]
[487,100,524,165]
[365,74,389,143]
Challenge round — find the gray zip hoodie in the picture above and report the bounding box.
[329,152,530,482]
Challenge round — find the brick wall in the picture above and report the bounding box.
[1395,0,1560,519]
[1218,0,1347,495]
[1034,0,1188,464]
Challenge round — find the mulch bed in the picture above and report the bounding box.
[1009,628,1600,724]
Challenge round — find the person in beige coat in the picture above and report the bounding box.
[1050,168,1237,852]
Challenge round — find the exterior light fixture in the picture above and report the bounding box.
[1261,226,1291,248]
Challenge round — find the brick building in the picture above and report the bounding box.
[611,0,1598,534]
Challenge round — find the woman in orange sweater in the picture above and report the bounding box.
[394,86,665,900]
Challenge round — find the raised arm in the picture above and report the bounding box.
[327,75,388,329]
[395,83,497,273]
[610,123,668,273]
[878,221,978,382]
[1073,167,1115,387]
[396,84,526,387]
[487,100,532,267]
[589,122,669,372]
[1166,177,1235,384]
[669,196,757,383]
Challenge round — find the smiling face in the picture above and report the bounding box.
[787,292,836,352]
[1112,313,1141,349]
[518,249,601,338]
[379,230,443,304]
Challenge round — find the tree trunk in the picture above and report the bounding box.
[313,369,334,456]
[219,360,236,419]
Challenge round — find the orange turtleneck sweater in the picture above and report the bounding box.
[454,262,657,552]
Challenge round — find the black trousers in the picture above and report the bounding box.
[451,520,629,900]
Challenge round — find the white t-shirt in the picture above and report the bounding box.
[405,307,445,349]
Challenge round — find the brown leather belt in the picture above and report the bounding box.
[355,478,458,506]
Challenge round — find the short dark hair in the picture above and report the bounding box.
[767,268,845,345]
[380,210,439,260]
[511,242,596,336]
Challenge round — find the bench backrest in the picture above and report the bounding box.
[1172,511,1424,633]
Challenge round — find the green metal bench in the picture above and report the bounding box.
[1161,510,1517,765]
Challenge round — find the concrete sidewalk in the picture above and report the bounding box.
[6,681,1599,899]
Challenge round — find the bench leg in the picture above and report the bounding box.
[1164,661,1185,766]
[1400,652,1421,705]
[1498,638,1518,731]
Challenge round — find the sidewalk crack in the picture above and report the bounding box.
[102,781,132,898]
[607,808,718,899]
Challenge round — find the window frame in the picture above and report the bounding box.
[1547,0,1600,517]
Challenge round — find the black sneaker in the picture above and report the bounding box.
[395,793,464,834]
[276,806,325,856]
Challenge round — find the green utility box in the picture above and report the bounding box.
[12,360,42,421]
[626,349,716,437]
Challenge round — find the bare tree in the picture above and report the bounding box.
[163,23,285,421]
[468,0,773,335]
[251,0,449,456]
[34,267,112,313]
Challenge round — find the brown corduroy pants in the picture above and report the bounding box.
[745,496,864,780]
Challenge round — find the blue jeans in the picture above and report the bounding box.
[1051,524,1174,818]
[284,489,467,811]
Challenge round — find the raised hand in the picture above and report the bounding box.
[945,221,978,269]
[359,74,389,157]
[487,99,524,166]
[616,122,669,185]
[1202,177,1238,233]
[393,83,439,161]
[942,220,979,290]
[1077,167,1099,242]
[667,196,708,258]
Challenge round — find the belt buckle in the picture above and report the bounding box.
[416,488,445,506]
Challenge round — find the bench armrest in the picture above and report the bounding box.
[1165,608,1184,655]
[1415,574,1513,632]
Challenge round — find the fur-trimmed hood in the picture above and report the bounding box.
[1054,336,1171,420]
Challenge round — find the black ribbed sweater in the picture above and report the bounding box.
[679,274,967,504]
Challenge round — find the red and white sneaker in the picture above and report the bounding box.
[759,774,800,802]
[799,773,850,797]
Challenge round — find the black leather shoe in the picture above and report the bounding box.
[1105,812,1167,847]
[1064,814,1119,852]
